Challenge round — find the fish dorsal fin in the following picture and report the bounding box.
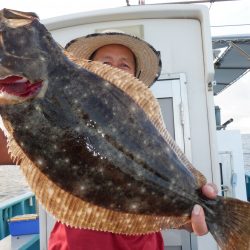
[65,51,206,187]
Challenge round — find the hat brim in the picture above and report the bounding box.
[65,32,161,87]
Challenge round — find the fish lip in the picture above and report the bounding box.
[0,74,43,100]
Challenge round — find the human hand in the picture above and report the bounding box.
[191,183,218,235]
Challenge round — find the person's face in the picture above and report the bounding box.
[92,44,136,76]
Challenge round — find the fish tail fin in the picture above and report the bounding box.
[205,196,250,250]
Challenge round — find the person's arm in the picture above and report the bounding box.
[0,129,14,164]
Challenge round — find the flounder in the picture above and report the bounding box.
[0,9,249,250]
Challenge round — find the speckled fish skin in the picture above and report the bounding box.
[0,9,250,250]
[0,9,198,215]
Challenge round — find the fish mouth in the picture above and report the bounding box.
[0,75,42,101]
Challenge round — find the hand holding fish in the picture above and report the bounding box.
[191,183,218,235]
[0,9,249,250]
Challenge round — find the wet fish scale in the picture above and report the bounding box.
[0,8,250,250]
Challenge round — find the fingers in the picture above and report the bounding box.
[201,183,218,199]
[191,205,208,236]
[191,183,218,236]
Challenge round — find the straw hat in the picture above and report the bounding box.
[65,30,162,87]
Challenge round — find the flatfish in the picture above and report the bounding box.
[0,9,249,250]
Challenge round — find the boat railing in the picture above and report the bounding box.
[0,192,36,240]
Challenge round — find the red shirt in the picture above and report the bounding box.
[49,222,164,250]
